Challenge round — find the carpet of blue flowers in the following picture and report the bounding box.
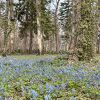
[0,56,100,100]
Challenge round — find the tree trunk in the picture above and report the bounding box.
[96,0,100,53]
[7,0,14,53]
[97,39,100,54]
[23,36,27,53]
[36,0,43,55]
[29,29,33,54]
[54,0,61,53]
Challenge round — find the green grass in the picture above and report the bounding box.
[11,54,57,60]
[94,54,100,61]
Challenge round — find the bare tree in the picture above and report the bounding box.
[6,0,15,53]
[53,0,61,53]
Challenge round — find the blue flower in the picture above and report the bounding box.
[46,83,54,94]
[86,93,89,97]
[54,85,60,90]
[30,90,38,99]
[0,96,2,100]
[71,88,76,94]
[61,83,66,89]
[0,69,2,73]
[44,94,51,100]
[71,96,75,100]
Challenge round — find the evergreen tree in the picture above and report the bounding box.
[77,0,95,61]
[60,0,72,33]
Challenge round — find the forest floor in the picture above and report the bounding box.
[12,54,57,60]
[0,54,100,100]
